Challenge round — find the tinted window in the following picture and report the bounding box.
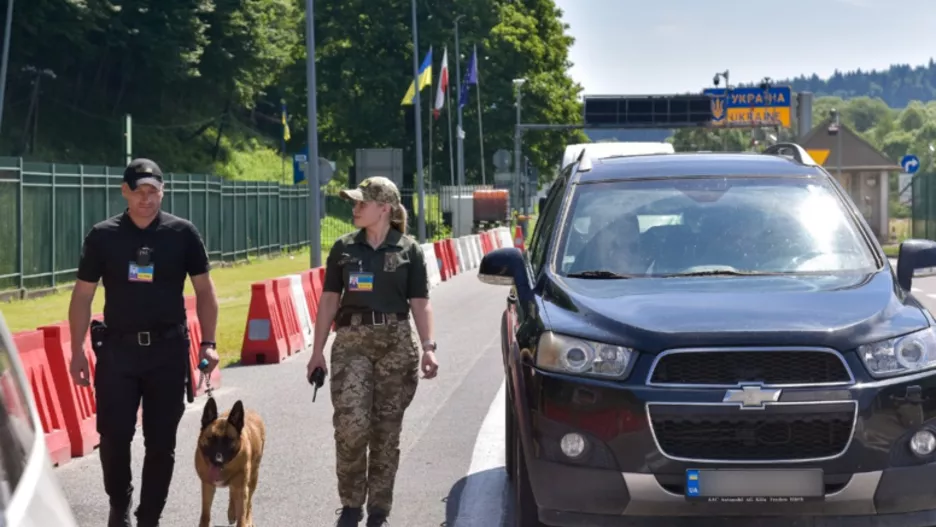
[557,176,877,277]
[0,315,36,512]
[529,178,566,275]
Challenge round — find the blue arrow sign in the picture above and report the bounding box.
[901,154,921,174]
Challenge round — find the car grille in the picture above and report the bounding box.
[648,403,855,462]
[648,349,853,386]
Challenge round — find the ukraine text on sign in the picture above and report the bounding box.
[702,86,793,128]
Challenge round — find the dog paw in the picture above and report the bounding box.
[227,503,236,524]
[198,515,211,527]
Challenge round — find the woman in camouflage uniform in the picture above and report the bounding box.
[306,176,439,527]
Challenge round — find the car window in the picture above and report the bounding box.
[556,175,878,277]
[528,177,566,275]
[0,316,37,512]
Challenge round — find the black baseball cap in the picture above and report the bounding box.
[123,158,164,190]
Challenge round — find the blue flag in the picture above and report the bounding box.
[459,47,478,109]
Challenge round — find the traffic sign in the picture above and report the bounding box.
[901,154,921,174]
[582,95,713,128]
[702,86,793,128]
[293,146,335,186]
[493,149,511,171]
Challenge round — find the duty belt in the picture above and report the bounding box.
[111,324,188,347]
[336,311,409,328]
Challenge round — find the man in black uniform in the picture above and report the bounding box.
[67,158,220,527]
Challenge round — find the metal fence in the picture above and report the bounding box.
[0,156,494,293]
[912,172,936,240]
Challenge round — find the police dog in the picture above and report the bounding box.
[196,398,266,527]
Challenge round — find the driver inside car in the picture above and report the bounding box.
[582,212,647,276]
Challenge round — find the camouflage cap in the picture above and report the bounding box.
[339,176,401,206]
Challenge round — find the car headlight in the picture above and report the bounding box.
[536,331,636,378]
[858,327,936,378]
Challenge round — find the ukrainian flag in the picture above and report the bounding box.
[281,100,291,141]
[401,47,433,106]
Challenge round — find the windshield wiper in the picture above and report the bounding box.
[661,269,767,277]
[566,270,632,279]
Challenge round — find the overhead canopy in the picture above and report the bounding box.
[799,118,898,171]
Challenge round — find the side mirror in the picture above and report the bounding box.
[478,247,533,302]
[896,239,936,291]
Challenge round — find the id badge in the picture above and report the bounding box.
[128,262,155,283]
[348,272,374,292]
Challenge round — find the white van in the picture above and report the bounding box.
[561,141,674,169]
[0,311,79,527]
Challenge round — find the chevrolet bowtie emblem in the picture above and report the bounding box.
[723,385,782,409]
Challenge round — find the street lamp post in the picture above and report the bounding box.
[513,78,526,232]
[410,0,426,242]
[454,14,465,188]
[451,14,465,237]
[713,70,730,151]
[305,0,321,267]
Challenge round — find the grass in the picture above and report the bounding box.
[0,241,352,369]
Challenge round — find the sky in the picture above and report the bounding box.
[552,0,936,95]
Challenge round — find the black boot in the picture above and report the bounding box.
[107,504,132,527]
[335,506,363,526]
[366,509,389,527]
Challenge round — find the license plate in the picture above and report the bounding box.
[685,469,824,503]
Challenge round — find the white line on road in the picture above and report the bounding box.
[452,380,508,527]
[927,294,936,300]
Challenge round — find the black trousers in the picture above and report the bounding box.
[94,336,189,523]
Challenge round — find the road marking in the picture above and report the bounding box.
[927,294,936,300]
[912,287,922,292]
[452,380,508,527]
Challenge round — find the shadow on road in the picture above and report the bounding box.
[441,467,511,527]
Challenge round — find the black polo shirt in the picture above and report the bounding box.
[76,210,211,333]
[323,228,430,314]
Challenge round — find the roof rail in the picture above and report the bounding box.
[762,143,818,166]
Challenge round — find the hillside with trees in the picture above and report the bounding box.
[2,0,587,185]
[778,61,936,109]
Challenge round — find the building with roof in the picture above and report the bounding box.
[799,118,898,243]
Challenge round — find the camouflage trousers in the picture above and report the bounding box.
[330,315,420,514]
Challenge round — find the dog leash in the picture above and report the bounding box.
[197,359,214,399]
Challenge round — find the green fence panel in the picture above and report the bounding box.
[0,157,482,294]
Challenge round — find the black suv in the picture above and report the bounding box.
[478,144,936,527]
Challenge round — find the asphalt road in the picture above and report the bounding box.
[55,269,516,527]
[54,264,936,527]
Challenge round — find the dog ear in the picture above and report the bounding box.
[201,397,218,430]
[227,400,245,435]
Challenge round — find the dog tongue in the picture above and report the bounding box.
[208,465,222,482]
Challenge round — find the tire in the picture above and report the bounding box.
[513,413,544,527]
[505,387,515,481]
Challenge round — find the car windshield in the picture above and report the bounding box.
[556,175,878,277]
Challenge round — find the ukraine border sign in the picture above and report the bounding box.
[702,86,793,128]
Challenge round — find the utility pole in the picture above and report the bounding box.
[410,0,426,242]
[305,0,321,266]
[0,0,14,135]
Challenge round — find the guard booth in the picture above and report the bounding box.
[799,118,899,243]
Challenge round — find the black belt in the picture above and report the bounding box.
[110,324,188,347]
[335,311,409,328]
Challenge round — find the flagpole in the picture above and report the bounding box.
[474,44,486,186]
[446,63,455,187]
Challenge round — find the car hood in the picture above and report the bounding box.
[540,269,929,352]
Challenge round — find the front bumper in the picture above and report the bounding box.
[531,460,936,526]
[522,356,936,526]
